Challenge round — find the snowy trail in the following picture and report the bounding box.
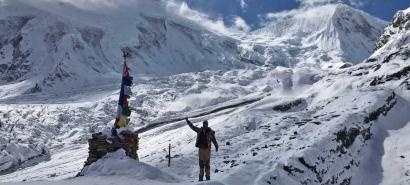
[137,96,264,133]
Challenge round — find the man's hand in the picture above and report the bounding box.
[215,146,219,152]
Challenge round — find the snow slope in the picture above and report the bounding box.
[0,0,251,100]
[239,4,387,68]
[137,9,410,182]
[1,52,409,184]
[1,42,409,185]
[0,67,293,180]
[5,149,225,185]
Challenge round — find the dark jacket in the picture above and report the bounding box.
[187,120,218,150]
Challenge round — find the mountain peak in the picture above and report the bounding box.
[248,4,386,66]
[405,7,410,14]
[255,3,385,37]
[374,6,410,51]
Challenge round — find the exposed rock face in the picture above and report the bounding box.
[0,16,33,82]
[374,8,410,51]
[365,8,410,89]
[82,131,139,168]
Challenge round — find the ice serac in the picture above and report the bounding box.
[245,4,386,68]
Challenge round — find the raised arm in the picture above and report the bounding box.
[185,118,200,133]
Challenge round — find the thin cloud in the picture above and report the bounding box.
[297,0,341,6]
[14,0,250,34]
[348,0,369,7]
[240,0,248,11]
[52,0,119,9]
[233,16,251,32]
[259,0,372,25]
[167,1,250,34]
[297,0,371,7]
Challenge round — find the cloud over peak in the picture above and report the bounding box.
[297,0,370,7]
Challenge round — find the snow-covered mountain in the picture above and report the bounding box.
[180,0,409,27]
[0,0,117,94]
[0,0,251,100]
[239,4,387,68]
[1,0,409,185]
[0,1,387,100]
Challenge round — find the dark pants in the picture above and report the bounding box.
[198,148,211,180]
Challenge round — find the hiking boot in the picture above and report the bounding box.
[199,176,203,181]
[206,176,210,181]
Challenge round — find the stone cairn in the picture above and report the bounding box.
[83,130,139,167]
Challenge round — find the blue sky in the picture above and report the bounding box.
[182,0,410,29]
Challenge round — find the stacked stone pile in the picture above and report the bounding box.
[83,130,139,167]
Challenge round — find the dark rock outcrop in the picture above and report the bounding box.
[273,98,307,112]
[82,131,139,168]
[374,9,410,51]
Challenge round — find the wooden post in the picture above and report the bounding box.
[168,143,171,167]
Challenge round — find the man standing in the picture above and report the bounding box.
[186,118,219,181]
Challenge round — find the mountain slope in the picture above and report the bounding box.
[136,7,410,184]
[0,0,252,100]
[0,1,388,101]
[240,4,386,68]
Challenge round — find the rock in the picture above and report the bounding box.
[334,127,360,154]
[364,92,396,123]
[374,10,410,51]
[311,121,322,125]
[81,131,139,169]
[273,98,307,112]
[283,165,304,176]
[339,63,352,69]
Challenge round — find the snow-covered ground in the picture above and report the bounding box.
[1,58,409,184]
[381,120,410,185]
[1,0,409,185]
[3,149,228,185]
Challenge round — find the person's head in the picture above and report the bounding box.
[203,120,208,129]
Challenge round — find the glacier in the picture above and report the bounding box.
[0,0,409,185]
